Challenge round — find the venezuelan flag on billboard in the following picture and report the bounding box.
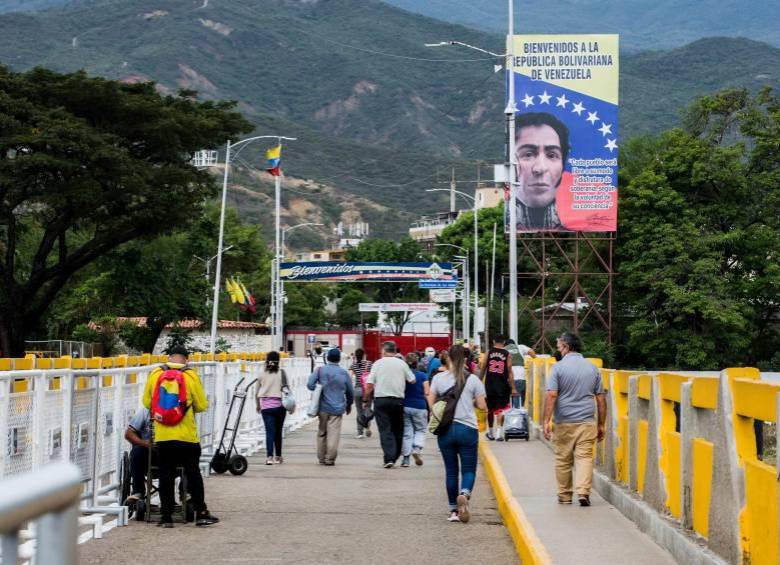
[505,35,619,233]
[266,145,282,177]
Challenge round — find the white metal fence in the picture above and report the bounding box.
[0,357,317,560]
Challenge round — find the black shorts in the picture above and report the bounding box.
[486,395,511,412]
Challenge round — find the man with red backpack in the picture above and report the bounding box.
[143,346,219,527]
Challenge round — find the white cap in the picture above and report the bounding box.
[425,347,436,355]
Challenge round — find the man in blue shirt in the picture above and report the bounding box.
[307,348,354,465]
[124,407,151,505]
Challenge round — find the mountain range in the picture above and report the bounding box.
[383,0,780,51]
[0,0,777,241]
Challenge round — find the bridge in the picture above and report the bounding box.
[0,353,777,564]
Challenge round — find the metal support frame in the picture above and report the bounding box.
[512,231,614,353]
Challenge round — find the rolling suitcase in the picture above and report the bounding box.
[503,407,530,441]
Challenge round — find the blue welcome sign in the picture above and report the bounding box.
[279,262,456,283]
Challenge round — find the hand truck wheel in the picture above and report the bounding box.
[228,454,248,476]
[210,453,229,474]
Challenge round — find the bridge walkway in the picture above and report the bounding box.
[77,413,517,565]
[489,439,676,564]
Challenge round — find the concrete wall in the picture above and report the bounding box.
[152,329,272,354]
[527,359,779,565]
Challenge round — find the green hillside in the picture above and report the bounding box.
[0,0,777,239]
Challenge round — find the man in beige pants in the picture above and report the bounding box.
[543,332,606,506]
[307,348,353,465]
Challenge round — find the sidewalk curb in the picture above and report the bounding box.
[479,441,553,565]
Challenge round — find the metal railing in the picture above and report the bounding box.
[0,462,82,565]
[0,356,317,560]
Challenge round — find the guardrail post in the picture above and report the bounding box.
[32,372,47,470]
[628,375,639,492]
[707,370,743,564]
[35,504,78,565]
[90,373,101,507]
[642,376,666,513]
[61,371,73,465]
[213,362,226,451]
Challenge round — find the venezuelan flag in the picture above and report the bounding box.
[266,145,282,176]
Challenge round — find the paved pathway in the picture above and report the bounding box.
[491,436,676,565]
[79,414,517,564]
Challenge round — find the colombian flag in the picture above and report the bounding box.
[266,145,282,176]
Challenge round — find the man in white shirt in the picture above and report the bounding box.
[365,341,416,468]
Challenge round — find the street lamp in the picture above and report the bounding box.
[427,188,480,350]
[426,0,519,345]
[194,245,234,307]
[210,134,297,354]
[276,222,324,350]
[435,243,469,342]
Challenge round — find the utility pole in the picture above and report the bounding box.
[507,0,519,343]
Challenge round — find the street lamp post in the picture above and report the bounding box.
[210,135,297,355]
[434,243,469,343]
[194,245,235,307]
[425,0,518,345]
[427,188,479,350]
[277,222,323,350]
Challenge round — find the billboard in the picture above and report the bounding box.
[506,35,619,233]
[430,289,456,303]
[279,261,455,283]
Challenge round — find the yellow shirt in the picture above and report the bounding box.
[143,364,208,444]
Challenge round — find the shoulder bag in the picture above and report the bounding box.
[306,367,323,418]
[280,369,296,414]
[428,377,467,436]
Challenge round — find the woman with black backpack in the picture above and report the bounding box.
[427,344,487,523]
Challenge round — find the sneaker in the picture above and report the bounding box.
[486,431,495,441]
[412,451,423,466]
[323,461,335,466]
[365,428,372,438]
[447,510,461,522]
[401,456,410,467]
[578,495,591,507]
[355,434,365,439]
[456,493,470,523]
[496,428,505,441]
[383,462,394,469]
[274,456,284,464]
[265,457,274,465]
[196,511,220,526]
[557,496,573,505]
[157,518,174,528]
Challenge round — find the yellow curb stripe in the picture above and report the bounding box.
[480,441,553,564]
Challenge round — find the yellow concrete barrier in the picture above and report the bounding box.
[480,441,552,565]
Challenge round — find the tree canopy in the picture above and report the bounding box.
[0,66,252,355]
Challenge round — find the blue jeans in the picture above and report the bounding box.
[402,407,428,457]
[261,406,286,457]
[437,422,479,509]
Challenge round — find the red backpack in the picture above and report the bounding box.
[151,367,189,426]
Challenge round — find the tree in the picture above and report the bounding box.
[614,88,779,369]
[344,237,433,334]
[0,66,252,355]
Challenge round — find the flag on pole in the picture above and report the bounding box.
[239,281,257,315]
[266,144,282,176]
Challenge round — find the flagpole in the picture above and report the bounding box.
[209,134,296,355]
[274,163,282,351]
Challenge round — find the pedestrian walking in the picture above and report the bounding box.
[543,332,606,506]
[142,346,218,527]
[307,348,353,465]
[505,339,536,408]
[481,335,516,441]
[428,344,486,523]
[349,348,373,438]
[365,341,416,468]
[256,351,287,465]
[401,352,429,467]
